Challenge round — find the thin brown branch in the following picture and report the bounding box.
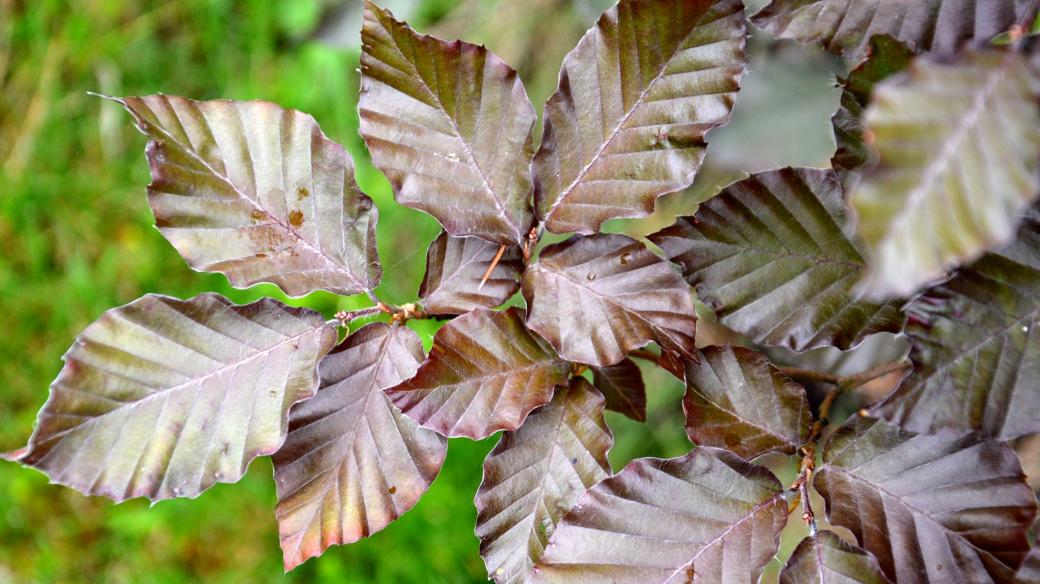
[479,244,507,291]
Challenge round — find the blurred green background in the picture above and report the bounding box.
[0,0,844,581]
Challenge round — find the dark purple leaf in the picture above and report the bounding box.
[533,0,746,234]
[815,416,1036,583]
[650,167,903,352]
[1016,547,1040,584]
[419,232,522,316]
[386,308,571,439]
[476,377,613,584]
[359,1,535,245]
[780,531,892,584]
[523,233,697,367]
[684,346,811,460]
[273,323,446,570]
[591,359,646,422]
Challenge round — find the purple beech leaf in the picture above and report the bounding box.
[359,1,536,245]
[683,346,811,460]
[273,323,446,571]
[591,358,646,422]
[522,233,697,367]
[651,167,904,352]
[475,377,613,584]
[852,49,1040,299]
[529,447,788,583]
[385,308,571,439]
[874,208,1040,440]
[752,0,1033,63]
[780,531,892,584]
[418,231,523,316]
[533,0,747,234]
[815,416,1037,584]
[1016,547,1040,584]
[116,95,380,297]
[13,293,337,503]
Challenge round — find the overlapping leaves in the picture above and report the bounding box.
[591,359,646,422]
[418,232,522,315]
[780,531,891,584]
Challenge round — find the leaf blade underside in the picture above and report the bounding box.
[386,308,571,439]
[650,167,904,351]
[118,95,380,297]
[273,323,446,571]
[475,378,613,584]
[591,358,647,422]
[534,0,747,234]
[359,0,536,245]
[780,531,892,584]
[523,233,697,367]
[418,232,522,316]
[15,293,336,502]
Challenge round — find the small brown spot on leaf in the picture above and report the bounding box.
[250,209,266,223]
[255,253,268,259]
[296,186,310,200]
[388,486,397,494]
[288,210,305,228]
[586,272,597,281]
[620,253,631,265]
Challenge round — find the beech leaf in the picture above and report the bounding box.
[529,447,788,583]
[815,416,1037,584]
[12,293,336,502]
[418,232,522,316]
[591,358,647,422]
[650,167,904,352]
[475,377,613,584]
[683,346,811,460]
[273,323,446,570]
[359,0,536,245]
[533,0,747,234]
[116,95,380,297]
[523,233,697,367]
[874,208,1040,440]
[1016,547,1040,584]
[386,308,571,439]
[780,531,892,584]
[752,0,1032,63]
[852,49,1040,299]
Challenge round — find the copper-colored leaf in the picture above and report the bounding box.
[591,358,646,422]
[651,168,904,351]
[530,447,788,583]
[684,346,811,460]
[359,1,535,245]
[852,49,1040,299]
[116,95,379,297]
[780,531,892,584]
[533,0,747,234]
[418,232,522,316]
[523,233,697,367]
[815,416,1037,583]
[273,323,446,570]
[386,308,571,439]
[13,293,336,502]
[875,208,1040,440]
[752,0,1032,63]
[475,377,613,584]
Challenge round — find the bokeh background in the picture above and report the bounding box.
[0,0,850,581]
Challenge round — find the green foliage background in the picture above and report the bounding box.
[0,0,838,581]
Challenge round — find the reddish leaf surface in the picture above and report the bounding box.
[591,358,646,422]
[273,323,446,570]
[780,532,892,584]
[359,1,535,244]
[386,308,571,439]
[533,0,746,234]
[419,232,522,316]
[523,233,697,367]
[475,378,613,584]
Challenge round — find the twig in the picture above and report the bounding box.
[776,366,840,386]
[1012,0,1040,47]
[479,244,507,291]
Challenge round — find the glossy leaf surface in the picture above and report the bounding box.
[875,208,1040,440]
[780,531,892,584]
[591,359,646,422]
[475,378,613,584]
[418,232,522,315]
[118,95,380,297]
[651,168,903,351]
[683,346,811,460]
[273,323,446,570]
[386,308,571,439]
[359,1,535,244]
[816,417,1036,583]
[753,0,1032,63]
[852,50,1040,298]
[534,0,746,234]
[530,447,787,583]
[523,233,697,367]
[15,293,336,502]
